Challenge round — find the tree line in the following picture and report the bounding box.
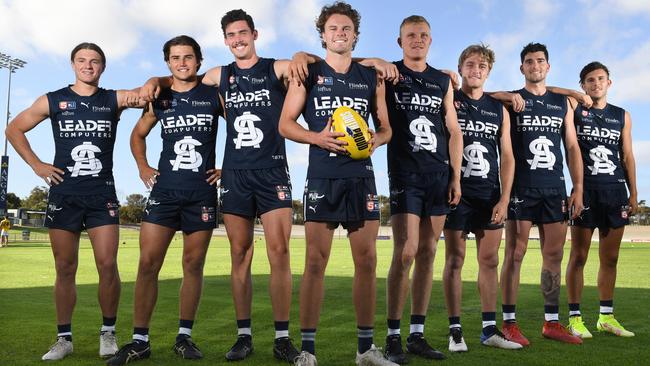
[9,187,650,226]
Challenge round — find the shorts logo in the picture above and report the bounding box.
[409,116,437,153]
[201,206,215,222]
[171,136,203,171]
[145,199,160,215]
[527,136,556,170]
[276,185,291,201]
[106,202,119,217]
[68,141,103,177]
[588,145,616,175]
[621,205,629,219]
[366,194,379,212]
[233,112,264,149]
[308,192,325,202]
[561,199,566,213]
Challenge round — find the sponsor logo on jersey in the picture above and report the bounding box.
[582,110,589,117]
[458,119,499,135]
[605,117,620,124]
[159,114,214,129]
[394,92,443,109]
[576,125,621,140]
[59,101,76,110]
[348,82,369,90]
[546,103,563,111]
[92,106,112,112]
[480,109,498,118]
[313,96,369,115]
[317,76,333,85]
[61,111,75,116]
[191,100,212,107]
[58,119,112,132]
[80,102,90,109]
[225,89,271,103]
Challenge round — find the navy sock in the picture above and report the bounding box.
[237,318,252,337]
[448,316,461,328]
[57,324,72,341]
[133,327,149,343]
[357,326,373,354]
[502,304,516,323]
[177,319,194,342]
[301,328,316,355]
[275,320,289,339]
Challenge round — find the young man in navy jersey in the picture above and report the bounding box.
[556,62,637,339]
[442,44,522,352]
[139,9,317,363]
[498,43,584,346]
[279,2,394,366]
[381,15,462,364]
[6,43,142,360]
[107,35,222,365]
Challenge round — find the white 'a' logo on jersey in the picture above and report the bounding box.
[461,141,490,178]
[408,115,437,152]
[233,111,264,149]
[67,141,102,177]
[588,145,616,175]
[170,136,202,171]
[527,136,555,170]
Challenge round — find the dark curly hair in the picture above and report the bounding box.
[315,1,361,50]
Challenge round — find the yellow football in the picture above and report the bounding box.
[331,106,372,160]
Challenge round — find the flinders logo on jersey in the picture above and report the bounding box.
[59,101,76,110]
[480,109,498,118]
[348,82,369,90]
[191,100,212,107]
[546,103,562,111]
[92,106,112,112]
[317,75,333,85]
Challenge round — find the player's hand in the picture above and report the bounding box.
[628,195,638,216]
[578,94,593,108]
[289,52,310,85]
[33,162,65,186]
[509,93,525,112]
[441,69,461,90]
[314,118,348,154]
[206,168,221,186]
[447,179,461,206]
[373,60,399,84]
[568,191,584,219]
[139,81,161,102]
[123,90,141,106]
[138,165,160,190]
[491,198,508,225]
[367,129,377,154]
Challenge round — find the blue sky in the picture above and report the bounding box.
[1,0,649,202]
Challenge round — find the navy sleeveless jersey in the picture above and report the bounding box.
[152,83,221,190]
[47,86,119,194]
[510,89,567,188]
[386,61,450,174]
[574,103,627,187]
[454,90,503,198]
[303,61,377,179]
[218,58,287,169]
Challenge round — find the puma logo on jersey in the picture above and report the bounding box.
[470,104,478,111]
[535,100,544,105]
[180,98,190,104]
[80,102,90,108]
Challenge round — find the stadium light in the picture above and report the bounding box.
[0,52,27,216]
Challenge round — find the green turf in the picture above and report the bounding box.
[0,227,649,365]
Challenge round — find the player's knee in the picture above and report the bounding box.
[304,254,328,277]
[96,257,118,277]
[446,253,465,271]
[416,243,437,264]
[138,256,163,277]
[266,242,289,260]
[572,252,588,268]
[478,253,499,270]
[512,246,527,264]
[183,255,206,276]
[54,259,78,279]
[601,253,619,269]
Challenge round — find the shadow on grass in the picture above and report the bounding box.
[0,275,647,366]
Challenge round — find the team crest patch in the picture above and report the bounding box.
[275,185,291,201]
[582,110,589,117]
[229,75,236,84]
[201,206,216,222]
[366,194,379,212]
[59,101,76,110]
[317,75,333,85]
[106,202,119,217]
[621,205,629,219]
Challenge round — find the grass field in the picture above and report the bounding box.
[1,227,649,365]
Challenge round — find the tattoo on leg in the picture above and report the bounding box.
[541,269,560,306]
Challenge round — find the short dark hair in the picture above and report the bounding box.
[580,61,610,84]
[520,42,548,63]
[70,42,106,68]
[162,35,203,69]
[221,9,255,36]
[315,1,361,50]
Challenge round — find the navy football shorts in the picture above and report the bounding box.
[572,185,629,230]
[45,192,120,231]
[303,177,379,228]
[142,187,217,232]
[445,193,504,233]
[220,167,292,217]
[389,171,450,217]
[507,186,568,224]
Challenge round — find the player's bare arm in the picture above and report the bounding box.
[546,86,592,108]
[563,99,584,218]
[489,91,525,112]
[621,111,638,214]
[355,58,399,84]
[368,75,392,153]
[130,103,160,190]
[139,66,222,102]
[117,88,147,110]
[494,106,515,224]
[444,79,463,205]
[278,79,346,154]
[281,52,321,87]
[5,95,65,185]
